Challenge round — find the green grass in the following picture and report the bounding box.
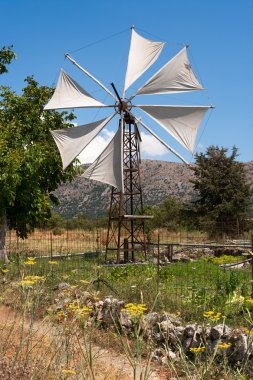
[2,254,252,325]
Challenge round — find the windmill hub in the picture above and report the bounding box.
[117,99,131,112]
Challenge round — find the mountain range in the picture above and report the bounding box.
[54,160,253,219]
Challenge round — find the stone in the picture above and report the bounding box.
[120,311,132,328]
[227,332,250,364]
[160,312,182,326]
[184,324,197,338]
[165,349,177,361]
[182,337,193,350]
[57,282,71,290]
[160,320,174,331]
[210,324,231,340]
[80,291,92,303]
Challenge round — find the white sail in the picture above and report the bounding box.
[82,125,124,191]
[137,117,188,164]
[134,46,203,96]
[123,28,164,95]
[65,54,117,101]
[44,69,107,110]
[138,105,210,153]
[51,113,116,170]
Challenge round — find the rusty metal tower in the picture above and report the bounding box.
[105,95,151,262]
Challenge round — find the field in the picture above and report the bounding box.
[1,229,253,379]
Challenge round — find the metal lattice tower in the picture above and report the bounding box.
[105,110,151,263]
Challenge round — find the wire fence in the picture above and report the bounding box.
[5,228,253,319]
[6,227,252,257]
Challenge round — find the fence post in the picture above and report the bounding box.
[156,232,160,292]
[168,244,173,262]
[251,234,253,298]
[66,230,69,253]
[124,238,129,263]
[50,232,53,259]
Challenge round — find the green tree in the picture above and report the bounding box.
[0,46,16,75]
[155,196,184,230]
[0,77,79,262]
[143,197,185,236]
[191,146,252,238]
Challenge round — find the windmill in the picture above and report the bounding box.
[44,27,212,263]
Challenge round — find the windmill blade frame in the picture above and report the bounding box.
[123,26,164,98]
[132,114,189,164]
[130,45,203,100]
[51,112,117,170]
[137,104,211,153]
[65,54,117,101]
[44,69,112,110]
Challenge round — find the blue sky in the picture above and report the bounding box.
[1,0,252,163]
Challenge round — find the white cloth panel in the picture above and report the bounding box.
[51,114,116,170]
[135,47,203,96]
[123,29,164,94]
[138,105,210,153]
[137,118,188,164]
[82,126,124,191]
[44,69,106,110]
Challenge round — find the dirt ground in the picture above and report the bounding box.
[0,305,168,380]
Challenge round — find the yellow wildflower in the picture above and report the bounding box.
[27,257,36,261]
[190,346,206,353]
[122,303,147,318]
[1,268,10,273]
[216,342,231,349]
[246,329,253,335]
[48,261,58,265]
[71,269,78,273]
[61,369,76,375]
[203,311,223,321]
[80,280,90,285]
[82,305,93,314]
[19,280,35,286]
[24,275,45,282]
[203,311,214,317]
[63,274,69,280]
[76,305,93,318]
[56,311,66,322]
[69,302,79,311]
[24,260,36,265]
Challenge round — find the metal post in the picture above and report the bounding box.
[124,238,129,263]
[168,244,173,262]
[251,234,253,298]
[157,232,160,292]
[50,232,53,259]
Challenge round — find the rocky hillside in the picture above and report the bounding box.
[54,160,253,218]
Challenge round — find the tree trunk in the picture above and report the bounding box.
[0,210,9,263]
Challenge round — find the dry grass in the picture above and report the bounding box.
[5,228,209,257]
[0,305,167,380]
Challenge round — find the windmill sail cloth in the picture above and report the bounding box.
[138,105,210,153]
[50,114,116,170]
[44,69,107,110]
[135,47,203,96]
[83,126,124,191]
[123,29,164,94]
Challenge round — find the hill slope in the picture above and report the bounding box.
[54,160,253,218]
